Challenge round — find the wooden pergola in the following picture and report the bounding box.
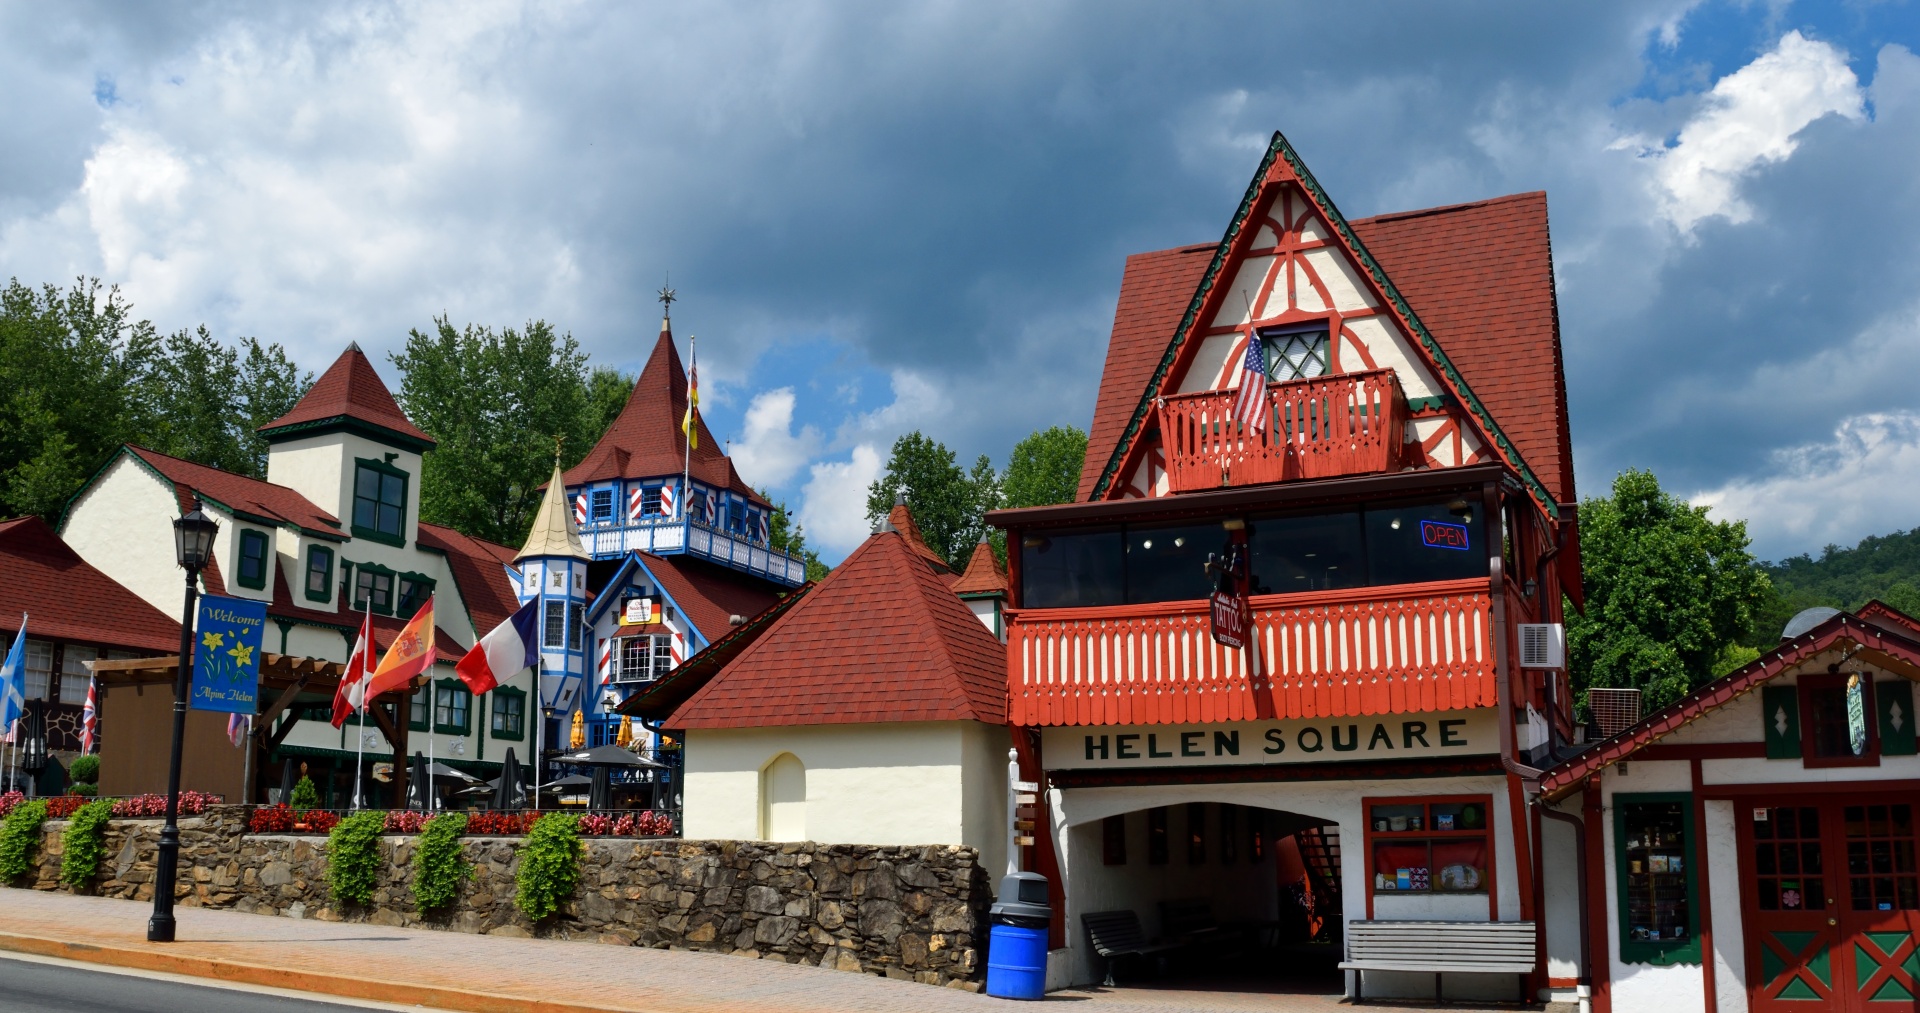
[90,653,424,806]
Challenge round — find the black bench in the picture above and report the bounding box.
[1082,909,1181,987]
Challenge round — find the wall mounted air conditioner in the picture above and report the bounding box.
[1518,623,1565,669]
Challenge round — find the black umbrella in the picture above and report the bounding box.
[556,744,666,768]
[409,751,431,811]
[493,748,519,810]
[278,758,296,805]
[588,766,612,811]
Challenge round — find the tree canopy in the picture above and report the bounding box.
[1001,425,1086,510]
[759,488,829,583]
[390,317,631,548]
[1568,469,1773,714]
[865,426,1087,568]
[0,278,307,519]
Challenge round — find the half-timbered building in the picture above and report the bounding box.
[987,131,1581,1000]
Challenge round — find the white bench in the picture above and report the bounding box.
[1338,920,1536,1002]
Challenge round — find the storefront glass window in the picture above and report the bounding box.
[1363,795,1494,918]
[1125,522,1219,605]
[1020,528,1123,608]
[1364,499,1486,586]
[1249,509,1364,594]
[1616,794,1700,966]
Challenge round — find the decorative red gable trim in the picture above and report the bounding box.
[1536,610,1920,801]
[1087,131,1564,522]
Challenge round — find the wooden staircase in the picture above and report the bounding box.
[1296,825,1343,914]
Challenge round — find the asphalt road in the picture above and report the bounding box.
[0,954,391,1013]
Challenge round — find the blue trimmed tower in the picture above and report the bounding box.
[515,460,593,752]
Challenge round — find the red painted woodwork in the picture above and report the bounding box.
[1005,577,1494,727]
[1158,368,1406,493]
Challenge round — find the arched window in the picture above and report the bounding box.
[760,753,806,841]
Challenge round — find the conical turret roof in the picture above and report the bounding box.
[561,319,766,505]
[258,343,434,449]
[518,461,590,562]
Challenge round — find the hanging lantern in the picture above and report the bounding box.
[569,709,586,749]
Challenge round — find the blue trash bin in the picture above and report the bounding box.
[986,921,1048,1000]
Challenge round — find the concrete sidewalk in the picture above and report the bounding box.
[0,889,1494,1012]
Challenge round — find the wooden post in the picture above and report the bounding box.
[390,686,412,808]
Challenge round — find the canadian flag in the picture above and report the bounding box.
[330,611,376,728]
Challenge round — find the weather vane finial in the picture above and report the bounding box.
[658,273,677,320]
[553,433,563,467]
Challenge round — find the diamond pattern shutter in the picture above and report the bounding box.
[1764,685,1802,759]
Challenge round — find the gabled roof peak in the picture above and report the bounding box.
[259,344,434,450]
[952,539,1008,598]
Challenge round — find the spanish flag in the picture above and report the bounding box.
[365,598,436,701]
[680,343,698,450]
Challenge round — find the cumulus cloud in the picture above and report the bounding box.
[728,387,821,489]
[1630,31,1865,233]
[1694,412,1920,560]
[797,443,883,556]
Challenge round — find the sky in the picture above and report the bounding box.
[1,1,1916,565]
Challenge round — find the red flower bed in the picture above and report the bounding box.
[43,796,88,818]
[248,804,343,834]
[109,791,218,817]
[466,811,535,835]
[304,810,341,833]
[0,790,22,816]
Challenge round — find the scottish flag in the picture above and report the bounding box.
[0,615,26,739]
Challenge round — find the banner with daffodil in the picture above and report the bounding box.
[190,594,266,715]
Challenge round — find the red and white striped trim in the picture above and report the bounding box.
[573,493,588,525]
[627,488,645,522]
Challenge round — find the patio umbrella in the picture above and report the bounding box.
[409,751,430,810]
[493,748,520,809]
[425,761,480,783]
[569,709,586,749]
[278,758,296,805]
[589,766,612,811]
[556,744,667,769]
[615,715,633,747]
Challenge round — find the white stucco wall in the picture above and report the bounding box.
[264,431,424,549]
[1599,760,1706,1013]
[1704,799,1747,1013]
[682,722,1009,864]
[1048,773,1520,994]
[1540,799,1584,989]
[60,454,190,618]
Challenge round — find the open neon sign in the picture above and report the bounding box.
[1420,519,1470,552]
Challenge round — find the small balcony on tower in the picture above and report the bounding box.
[1156,368,1407,494]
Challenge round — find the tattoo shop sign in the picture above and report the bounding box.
[1040,708,1498,770]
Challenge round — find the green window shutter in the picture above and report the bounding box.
[1764,685,1802,759]
[1879,681,1917,756]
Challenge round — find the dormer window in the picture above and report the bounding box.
[591,489,613,521]
[305,545,335,602]
[236,529,270,590]
[1263,328,1330,383]
[352,458,408,546]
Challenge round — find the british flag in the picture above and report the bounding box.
[1230,323,1268,433]
[79,676,98,755]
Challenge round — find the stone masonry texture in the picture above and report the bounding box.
[11,807,992,990]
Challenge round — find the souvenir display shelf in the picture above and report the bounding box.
[1361,794,1495,919]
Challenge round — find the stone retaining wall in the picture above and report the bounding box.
[13,806,990,989]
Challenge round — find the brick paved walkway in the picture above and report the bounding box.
[0,890,1511,1012]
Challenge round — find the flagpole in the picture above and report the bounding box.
[353,597,368,811]
[682,334,694,530]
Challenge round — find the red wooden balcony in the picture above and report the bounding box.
[1006,578,1495,727]
[1158,368,1406,493]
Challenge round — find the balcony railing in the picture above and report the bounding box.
[581,516,807,587]
[1158,368,1406,493]
[1006,578,1494,726]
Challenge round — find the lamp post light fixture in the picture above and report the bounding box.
[19,704,46,796]
[149,499,217,944]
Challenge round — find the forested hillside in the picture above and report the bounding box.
[1743,528,1920,647]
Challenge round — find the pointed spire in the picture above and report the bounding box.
[517,453,590,563]
[258,343,434,449]
[952,537,1009,598]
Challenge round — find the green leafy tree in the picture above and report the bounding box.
[66,755,99,786]
[391,318,614,546]
[1568,470,1773,714]
[289,775,321,811]
[1001,425,1087,509]
[760,489,829,582]
[865,432,999,567]
[141,327,309,476]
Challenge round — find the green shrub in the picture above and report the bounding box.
[412,812,471,913]
[514,812,581,921]
[59,799,114,890]
[67,755,99,785]
[67,782,97,797]
[0,799,48,881]
[289,775,321,810]
[325,810,387,906]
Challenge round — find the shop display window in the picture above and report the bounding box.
[1615,793,1700,966]
[1362,795,1495,918]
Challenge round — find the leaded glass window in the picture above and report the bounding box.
[1263,329,1330,383]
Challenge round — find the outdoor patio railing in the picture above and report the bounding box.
[1157,368,1406,493]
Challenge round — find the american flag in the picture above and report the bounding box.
[1230,324,1268,433]
[79,676,98,754]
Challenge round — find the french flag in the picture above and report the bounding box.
[455,601,540,695]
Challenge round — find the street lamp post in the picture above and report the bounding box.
[19,704,46,797]
[150,500,217,944]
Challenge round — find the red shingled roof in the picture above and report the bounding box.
[0,517,181,653]
[126,445,341,538]
[642,553,782,643]
[669,524,1007,728]
[887,502,955,576]
[562,323,765,505]
[1351,192,1572,504]
[1078,194,1572,507]
[951,540,1007,597]
[259,344,433,447]
[416,522,520,636]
